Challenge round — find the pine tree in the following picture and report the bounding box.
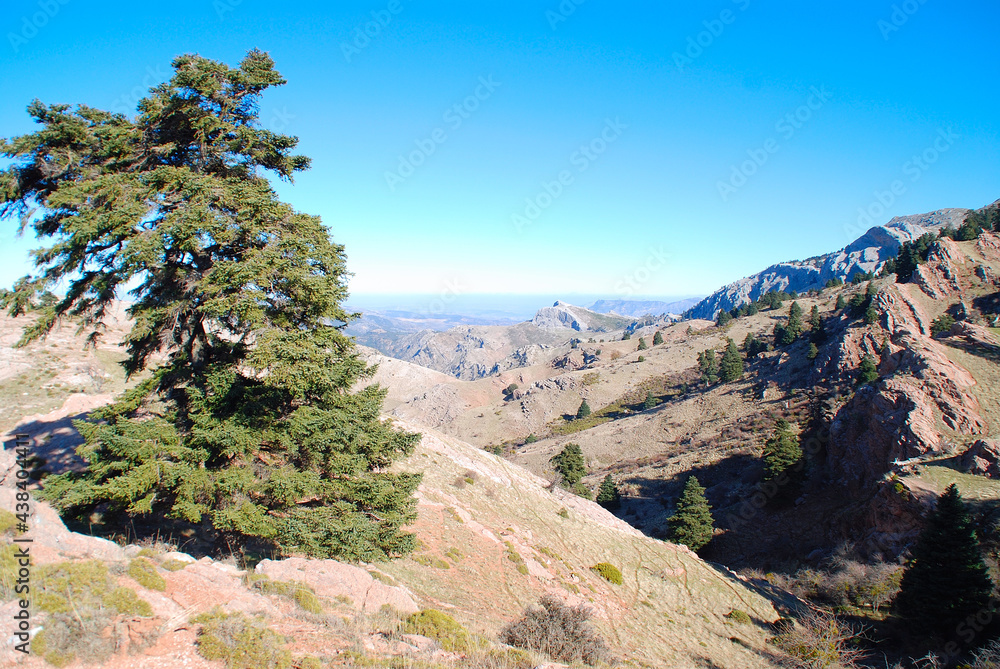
[1,51,421,561]
[779,301,803,345]
[576,400,592,419]
[637,337,648,350]
[809,305,821,330]
[894,484,994,639]
[836,293,847,310]
[858,355,879,386]
[697,349,719,385]
[642,392,656,411]
[716,310,733,328]
[653,330,664,346]
[596,474,621,511]
[668,477,714,551]
[807,342,819,360]
[718,339,744,382]
[622,331,631,340]
[551,443,586,487]
[762,419,802,486]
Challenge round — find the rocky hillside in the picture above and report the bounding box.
[531,302,632,332]
[0,322,789,668]
[588,297,701,318]
[685,207,973,319]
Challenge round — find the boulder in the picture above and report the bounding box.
[961,440,1000,478]
[255,557,419,615]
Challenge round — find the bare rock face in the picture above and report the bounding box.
[255,557,420,615]
[961,440,1000,478]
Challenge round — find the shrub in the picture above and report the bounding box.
[500,595,609,666]
[524,433,538,444]
[725,609,752,625]
[404,609,471,651]
[637,337,648,350]
[653,330,664,345]
[590,562,623,585]
[636,355,645,362]
[128,557,166,591]
[244,573,323,614]
[582,372,600,385]
[771,611,862,669]
[0,510,18,535]
[931,313,956,336]
[32,561,154,666]
[857,355,878,386]
[194,609,292,669]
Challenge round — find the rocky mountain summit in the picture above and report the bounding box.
[531,302,631,331]
[686,207,973,319]
[587,297,701,318]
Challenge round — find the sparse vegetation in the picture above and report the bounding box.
[857,355,879,386]
[244,573,324,614]
[591,562,623,585]
[595,474,621,510]
[128,557,167,591]
[931,313,956,336]
[194,609,292,669]
[500,595,609,666]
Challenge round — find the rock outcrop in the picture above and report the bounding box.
[686,208,971,319]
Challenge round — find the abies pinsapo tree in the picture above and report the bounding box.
[0,51,421,561]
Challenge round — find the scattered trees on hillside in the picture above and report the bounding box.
[622,331,631,341]
[653,330,664,345]
[2,51,421,560]
[893,484,994,640]
[718,339,744,383]
[596,475,621,511]
[742,333,768,359]
[576,400,592,419]
[835,293,847,310]
[775,301,804,346]
[668,476,714,551]
[882,233,937,282]
[716,310,733,328]
[637,337,648,350]
[551,443,590,497]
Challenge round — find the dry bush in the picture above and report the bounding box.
[970,640,1000,668]
[771,611,862,669]
[499,595,609,666]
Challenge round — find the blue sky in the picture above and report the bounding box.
[2,0,998,302]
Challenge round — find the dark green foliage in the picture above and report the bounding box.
[596,474,621,510]
[404,610,471,652]
[758,290,787,311]
[851,270,874,284]
[892,233,937,282]
[575,400,591,419]
[551,443,586,487]
[762,419,802,487]
[864,305,878,325]
[849,282,878,322]
[524,434,538,444]
[825,278,844,288]
[835,294,847,310]
[718,339,744,383]
[652,330,664,345]
[807,343,819,360]
[3,51,420,561]
[809,305,821,330]
[778,301,804,346]
[716,310,733,328]
[642,391,656,410]
[622,331,631,340]
[857,355,879,386]
[742,333,767,359]
[931,314,956,337]
[668,476,714,551]
[637,337,648,350]
[745,301,759,316]
[894,484,994,640]
[500,595,610,666]
[698,349,719,385]
[504,383,519,399]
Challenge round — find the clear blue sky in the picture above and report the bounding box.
[2,0,998,300]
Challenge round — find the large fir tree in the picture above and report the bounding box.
[894,484,994,639]
[551,443,587,487]
[0,51,421,560]
[668,476,714,551]
[762,420,802,486]
[718,339,744,383]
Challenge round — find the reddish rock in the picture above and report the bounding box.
[961,440,1000,478]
